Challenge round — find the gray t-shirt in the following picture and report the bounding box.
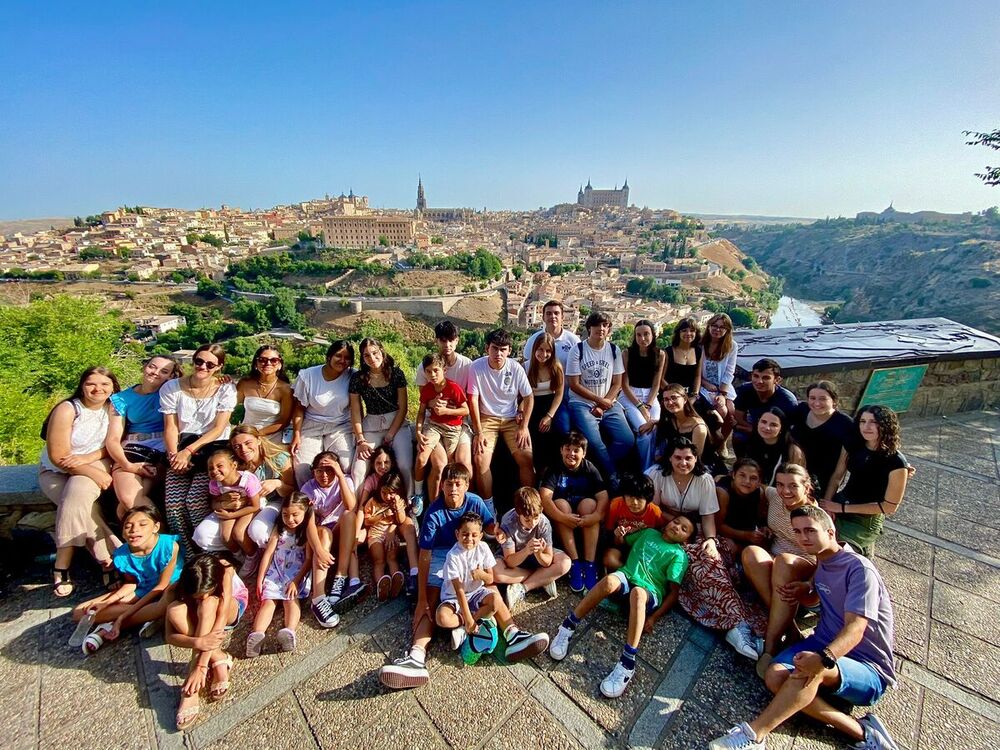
[500,509,553,554]
[813,546,896,686]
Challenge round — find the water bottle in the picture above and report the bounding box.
[68,608,97,647]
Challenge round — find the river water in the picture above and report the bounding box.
[769,296,824,328]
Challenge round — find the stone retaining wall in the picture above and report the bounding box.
[779,356,1000,416]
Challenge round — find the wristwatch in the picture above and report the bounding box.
[820,647,837,669]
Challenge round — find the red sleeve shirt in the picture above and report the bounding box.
[420,379,467,427]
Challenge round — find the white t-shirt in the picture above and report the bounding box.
[467,357,532,419]
[293,366,353,425]
[566,340,624,405]
[159,380,237,437]
[441,541,497,602]
[522,328,581,372]
[415,352,473,391]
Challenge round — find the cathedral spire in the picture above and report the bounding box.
[416,175,426,211]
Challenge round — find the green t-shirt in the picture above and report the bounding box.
[619,528,689,603]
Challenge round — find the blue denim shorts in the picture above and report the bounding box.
[774,636,887,707]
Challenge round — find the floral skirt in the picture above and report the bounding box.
[678,538,768,636]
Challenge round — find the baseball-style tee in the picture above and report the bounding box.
[566,340,624,405]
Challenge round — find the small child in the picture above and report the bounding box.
[247,494,313,656]
[301,451,363,628]
[357,445,397,505]
[71,506,183,654]
[493,487,572,609]
[436,512,550,660]
[539,430,609,592]
[414,353,469,504]
[363,472,419,600]
[205,448,263,555]
[603,472,664,572]
[549,515,694,698]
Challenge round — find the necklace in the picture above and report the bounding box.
[184,375,216,399]
[256,377,279,399]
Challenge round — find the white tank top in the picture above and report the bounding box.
[242,396,282,429]
[40,399,110,472]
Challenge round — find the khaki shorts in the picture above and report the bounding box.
[421,420,463,456]
[480,415,531,455]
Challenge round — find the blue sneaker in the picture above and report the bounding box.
[582,561,598,591]
[569,560,584,593]
[408,494,424,518]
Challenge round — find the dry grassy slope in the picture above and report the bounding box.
[697,239,767,290]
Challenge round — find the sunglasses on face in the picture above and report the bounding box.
[257,357,282,365]
[193,357,219,369]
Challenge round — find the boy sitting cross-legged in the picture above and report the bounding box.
[549,515,694,698]
[436,511,550,659]
[602,472,663,572]
[539,430,609,592]
[492,487,572,609]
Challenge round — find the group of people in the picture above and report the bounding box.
[39,302,909,748]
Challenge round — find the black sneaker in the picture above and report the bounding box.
[330,578,367,614]
[310,597,341,628]
[379,655,429,690]
[505,629,550,662]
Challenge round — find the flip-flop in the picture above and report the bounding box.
[209,654,233,701]
[389,571,405,598]
[53,568,74,598]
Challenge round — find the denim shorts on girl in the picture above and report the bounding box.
[774,635,887,706]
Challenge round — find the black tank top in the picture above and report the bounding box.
[627,349,658,389]
[656,417,722,474]
[665,345,701,393]
[717,475,764,532]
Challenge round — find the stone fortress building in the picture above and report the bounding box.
[577,178,629,209]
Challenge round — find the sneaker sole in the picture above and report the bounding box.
[379,668,429,690]
[599,681,629,698]
[506,637,550,663]
[277,630,296,652]
[330,588,366,614]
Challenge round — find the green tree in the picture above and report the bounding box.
[964,129,1000,186]
[378,235,389,247]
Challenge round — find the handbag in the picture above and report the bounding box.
[122,444,165,465]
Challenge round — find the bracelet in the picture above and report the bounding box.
[544,413,554,420]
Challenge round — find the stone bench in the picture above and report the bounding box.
[0,464,56,536]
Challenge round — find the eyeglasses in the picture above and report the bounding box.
[193,357,219,370]
[257,357,282,365]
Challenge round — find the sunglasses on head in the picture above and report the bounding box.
[257,356,282,365]
[193,357,219,369]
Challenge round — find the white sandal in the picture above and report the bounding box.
[82,623,114,655]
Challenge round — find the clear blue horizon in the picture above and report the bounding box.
[1,0,998,219]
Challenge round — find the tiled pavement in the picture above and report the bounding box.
[2,411,999,749]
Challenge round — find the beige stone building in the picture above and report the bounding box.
[577,179,629,209]
[321,216,415,249]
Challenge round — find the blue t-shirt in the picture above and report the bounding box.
[418,493,495,551]
[111,387,165,435]
[112,533,183,598]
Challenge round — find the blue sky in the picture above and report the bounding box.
[1,1,998,219]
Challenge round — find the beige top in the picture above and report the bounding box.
[765,486,816,563]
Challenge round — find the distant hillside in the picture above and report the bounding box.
[719,213,1000,334]
[0,217,73,236]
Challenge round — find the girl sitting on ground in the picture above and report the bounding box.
[72,506,183,654]
[165,552,248,730]
[363,471,419,600]
[247,493,313,657]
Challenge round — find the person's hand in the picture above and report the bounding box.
[107,616,124,640]
[356,440,374,461]
[194,628,225,652]
[256,579,264,600]
[260,478,281,496]
[818,499,839,519]
[473,434,488,456]
[747,530,769,547]
[416,430,430,450]
[95,471,114,491]
[590,405,604,419]
[182,666,208,696]
[598,397,614,411]
[384,532,399,556]
[315,547,334,570]
[777,581,813,605]
[216,374,234,385]
[430,396,448,416]
[137,462,158,478]
[565,513,582,529]
[792,650,825,679]
[638,420,657,435]
[384,431,396,446]
[643,614,659,635]
[515,426,531,451]
[412,596,432,635]
[463,612,477,634]
[906,465,917,478]
[57,453,88,470]
[471,566,486,582]
[539,415,552,433]
[701,537,720,559]
[493,528,507,545]
[214,509,235,521]
[290,434,301,456]
[170,448,192,473]
[284,581,298,599]
[529,538,546,553]
[614,525,627,543]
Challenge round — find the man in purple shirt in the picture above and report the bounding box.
[709,505,898,750]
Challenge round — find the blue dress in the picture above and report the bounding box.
[261,531,310,600]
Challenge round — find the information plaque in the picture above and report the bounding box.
[856,365,928,414]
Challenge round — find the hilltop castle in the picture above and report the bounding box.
[577,179,629,209]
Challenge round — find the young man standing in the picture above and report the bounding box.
[468,328,535,517]
[414,321,474,505]
[710,505,899,750]
[523,300,580,434]
[565,311,635,490]
[733,358,798,455]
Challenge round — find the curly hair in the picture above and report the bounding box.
[856,405,901,454]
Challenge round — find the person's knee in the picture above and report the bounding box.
[630,586,648,606]
[742,545,766,569]
[600,574,620,595]
[764,664,790,694]
[577,498,597,514]
[773,554,806,583]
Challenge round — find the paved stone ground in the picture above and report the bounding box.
[2,411,999,750]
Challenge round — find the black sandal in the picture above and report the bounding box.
[101,567,122,592]
[53,568,74,598]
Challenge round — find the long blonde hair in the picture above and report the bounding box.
[230,424,289,476]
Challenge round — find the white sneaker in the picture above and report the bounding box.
[725,622,763,661]
[543,580,558,600]
[450,627,466,651]
[708,722,765,749]
[246,631,265,658]
[238,548,262,579]
[505,582,526,611]
[549,625,573,661]
[599,661,635,698]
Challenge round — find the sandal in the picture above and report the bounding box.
[209,654,234,701]
[389,570,405,598]
[175,695,201,731]
[53,568,74,598]
[82,622,114,655]
[101,567,122,592]
[376,574,391,601]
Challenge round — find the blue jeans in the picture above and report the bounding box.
[553,397,572,435]
[568,401,635,482]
